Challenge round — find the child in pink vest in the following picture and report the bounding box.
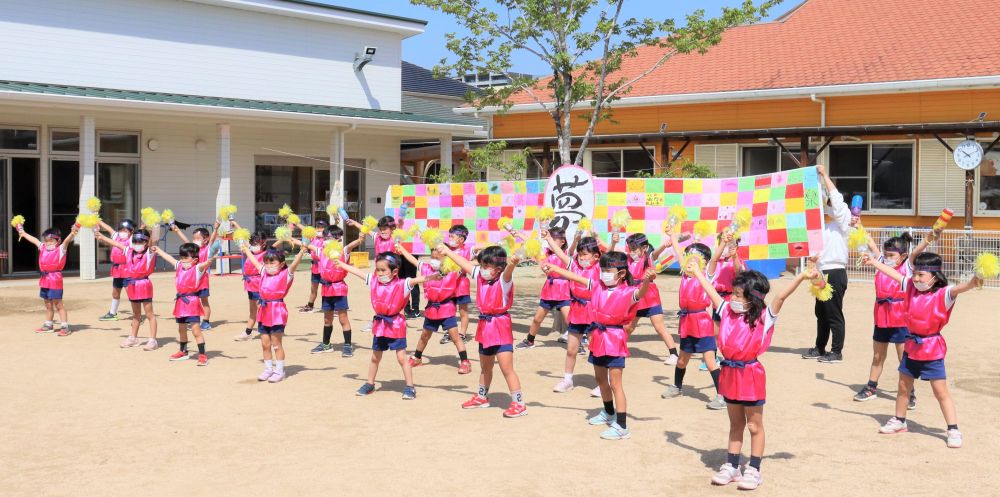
[855,232,922,408]
[17,224,78,335]
[609,232,680,365]
[397,243,472,374]
[98,218,136,321]
[865,249,979,449]
[171,221,220,331]
[702,231,743,371]
[444,225,474,343]
[96,227,162,351]
[240,243,307,383]
[661,235,726,409]
[516,226,572,350]
[230,224,267,342]
[440,244,527,418]
[153,243,217,366]
[301,224,363,356]
[297,219,329,313]
[550,235,602,393]
[688,263,812,490]
[544,251,656,440]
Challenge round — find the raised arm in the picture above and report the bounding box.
[98,220,116,236]
[17,227,42,248]
[344,234,365,253]
[239,243,264,272]
[707,232,731,276]
[502,254,520,283]
[864,254,905,284]
[542,262,590,285]
[151,245,177,266]
[334,258,367,281]
[207,220,221,245]
[608,232,620,253]
[148,225,162,248]
[818,164,852,233]
[396,242,419,267]
[689,261,725,310]
[437,244,477,274]
[407,271,441,287]
[542,230,571,266]
[770,267,814,315]
[950,274,982,300]
[908,228,939,267]
[286,245,308,273]
[95,231,127,251]
[567,231,581,257]
[61,225,79,249]
[634,269,655,301]
[171,224,191,243]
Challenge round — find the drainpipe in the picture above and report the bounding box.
[810,93,826,127]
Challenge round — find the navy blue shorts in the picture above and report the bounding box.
[112,278,127,289]
[372,336,407,351]
[479,343,514,356]
[321,296,350,312]
[636,305,663,318]
[197,288,210,298]
[873,326,908,344]
[680,336,718,354]
[175,316,200,324]
[568,323,590,335]
[588,353,626,369]
[39,288,64,300]
[130,298,152,303]
[247,291,261,301]
[310,273,322,284]
[539,299,571,310]
[725,397,766,406]
[259,325,286,335]
[453,295,472,306]
[898,352,946,380]
[423,316,458,332]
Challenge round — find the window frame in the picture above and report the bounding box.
[584,146,655,178]
[975,140,1000,217]
[96,130,142,158]
[828,139,916,215]
[0,125,40,155]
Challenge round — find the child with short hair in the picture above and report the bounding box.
[336,252,438,399]
[98,219,136,321]
[442,225,474,344]
[689,263,814,490]
[302,225,363,356]
[516,227,572,349]
[152,243,217,366]
[440,244,527,418]
[298,219,329,313]
[17,224,79,335]
[96,227,162,350]
[171,221,220,330]
[551,234,602,393]
[230,223,267,341]
[239,243,307,383]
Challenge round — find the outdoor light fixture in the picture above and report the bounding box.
[354,46,377,72]
[659,123,667,133]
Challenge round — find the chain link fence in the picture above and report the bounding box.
[845,227,1000,290]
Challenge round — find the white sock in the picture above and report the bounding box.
[44,320,53,326]
[563,373,573,382]
[276,360,285,373]
[264,360,273,370]
[110,299,120,314]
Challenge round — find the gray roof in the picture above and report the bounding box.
[401,94,485,128]
[275,0,427,25]
[402,61,480,99]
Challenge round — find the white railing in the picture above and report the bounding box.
[845,227,1000,290]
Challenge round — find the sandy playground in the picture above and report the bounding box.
[1,266,998,497]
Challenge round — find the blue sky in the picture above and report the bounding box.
[326,1,786,75]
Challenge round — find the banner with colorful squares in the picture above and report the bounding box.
[386,165,825,260]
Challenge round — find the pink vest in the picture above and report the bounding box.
[588,282,640,357]
[309,236,325,274]
[718,306,774,402]
[475,274,514,347]
[195,242,211,290]
[374,235,396,255]
[38,246,66,290]
[242,251,263,293]
[902,284,952,361]
[451,244,473,297]
[568,259,600,325]
[256,268,292,327]
[712,259,737,296]
[628,254,661,309]
[539,251,570,300]
[422,263,459,320]
[678,275,714,338]
[318,251,349,297]
[110,232,128,278]
[173,265,205,318]
[874,260,908,328]
[370,277,408,338]
[124,248,156,300]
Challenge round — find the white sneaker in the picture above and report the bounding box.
[878,416,908,434]
[362,322,373,333]
[590,386,602,397]
[661,384,682,399]
[663,353,679,365]
[233,332,254,342]
[556,331,569,343]
[141,338,159,351]
[120,336,140,348]
[947,428,963,448]
[553,378,574,393]
[736,466,762,490]
[711,463,742,485]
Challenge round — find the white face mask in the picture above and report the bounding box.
[118,231,130,239]
[578,258,593,268]
[428,259,442,270]
[600,271,618,286]
[730,300,747,314]
[913,279,933,292]
[181,261,193,270]
[265,266,280,276]
[628,250,641,260]
[249,245,262,253]
[480,268,495,280]
[131,243,146,253]
[378,275,393,284]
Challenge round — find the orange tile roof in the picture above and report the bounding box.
[507,0,1000,105]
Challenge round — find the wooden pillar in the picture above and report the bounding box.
[966,169,975,229]
[660,137,669,174]
[542,142,552,176]
[800,136,810,167]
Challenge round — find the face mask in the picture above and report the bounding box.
[600,271,618,286]
[265,266,280,276]
[578,258,593,268]
[181,261,193,270]
[730,301,747,314]
[428,259,442,270]
[629,250,641,260]
[249,245,262,253]
[378,275,393,284]
[480,268,495,280]
[44,242,58,250]
[131,243,146,252]
[913,279,933,292]
[118,231,129,239]
[379,232,391,240]
[194,239,205,246]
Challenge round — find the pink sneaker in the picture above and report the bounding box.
[257,368,274,381]
[141,338,159,351]
[120,336,140,348]
[268,371,285,383]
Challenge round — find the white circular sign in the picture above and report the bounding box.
[953,139,984,170]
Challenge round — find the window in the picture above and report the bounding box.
[255,165,312,233]
[51,130,80,153]
[741,146,815,175]
[98,132,140,155]
[589,149,653,178]
[0,127,38,151]
[828,143,913,211]
[978,144,1000,213]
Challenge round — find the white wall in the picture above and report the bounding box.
[0,0,404,110]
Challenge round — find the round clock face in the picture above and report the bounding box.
[953,140,984,170]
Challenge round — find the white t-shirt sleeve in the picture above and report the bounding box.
[764,306,778,330]
[471,266,480,280]
[944,285,956,309]
[403,278,414,293]
[365,273,374,288]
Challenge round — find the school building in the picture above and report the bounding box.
[462,0,1000,235]
[0,0,485,279]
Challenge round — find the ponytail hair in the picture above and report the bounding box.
[883,232,913,255]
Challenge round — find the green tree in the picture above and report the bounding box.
[637,159,716,178]
[428,140,531,182]
[413,0,780,166]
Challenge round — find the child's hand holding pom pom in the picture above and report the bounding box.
[301,226,318,240]
[232,228,250,246]
[577,217,592,236]
[286,213,301,226]
[274,225,292,242]
[537,207,555,224]
[278,204,293,219]
[693,220,713,240]
[440,257,461,274]
[324,240,344,259]
[360,216,378,235]
[523,236,542,260]
[610,209,631,233]
[420,227,443,248]
[974,252,999,289]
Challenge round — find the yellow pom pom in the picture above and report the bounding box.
[218,204,237,221]
[391,228,410,242]
[501,235,519,254]
[301,226,318,240]
[407,224,420,237]
[232,228,250,243]
[361,216,378,235]
[693,220,714,239]
[732,208,753,234]
[324,240,344,259]
[75,213,101,229]
[141,209,161,227]
[86,197,102,213]
[286,213,301,225]
[975,252,1000,280]
[11,214,25,228]
[420,227,443,248]
[682,252,706,275]
[809,274,835,301]
[278,204,293,219]
[498,216,514,231]
[326,204,339,217]
[440,257,461,274]
[141,207,155,218]
[160,209,175,224]
[577,217,592,233]
[610,209,631,231]
[847,224,870,251]
[274,225,292,242]
[667,205,688,230]
[537,207,555,223]
[523,237,543,260]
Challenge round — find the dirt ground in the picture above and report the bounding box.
[1,265,998,497]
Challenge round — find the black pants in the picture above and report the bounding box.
[400,257,420,311]
[814,268,848,354]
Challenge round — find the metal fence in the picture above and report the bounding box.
[845,227,1000,290]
